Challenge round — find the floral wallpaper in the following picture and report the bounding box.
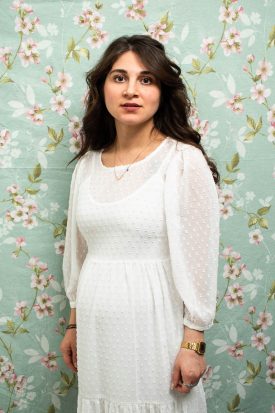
[0,0,274,412]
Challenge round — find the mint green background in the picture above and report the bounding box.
[0,1,274,412]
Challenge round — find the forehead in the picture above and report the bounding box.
[110,50,149,72]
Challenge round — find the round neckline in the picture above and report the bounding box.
[98,137,170,170]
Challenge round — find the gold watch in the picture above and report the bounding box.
[181,341,206,355]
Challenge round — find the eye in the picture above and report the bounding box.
[141,76,153,85]
[113,74,125,83]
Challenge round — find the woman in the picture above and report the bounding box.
[60,34,220,413]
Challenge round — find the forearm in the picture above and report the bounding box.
[69,308,76,324]
[182,325,204,342]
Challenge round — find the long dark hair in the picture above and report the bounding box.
[72,34,220,185]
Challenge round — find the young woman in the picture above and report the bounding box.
[60,34,220,413]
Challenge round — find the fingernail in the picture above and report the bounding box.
[170,383,174,390]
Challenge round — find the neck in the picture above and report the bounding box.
[114,121,161,151]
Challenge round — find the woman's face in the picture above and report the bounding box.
[103,51,161,128]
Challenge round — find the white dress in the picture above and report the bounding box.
[62,137,220,413]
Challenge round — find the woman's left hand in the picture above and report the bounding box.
[170,348,206,394]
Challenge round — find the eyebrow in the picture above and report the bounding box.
[108,69,154,76]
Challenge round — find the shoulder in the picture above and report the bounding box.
[169,139,207,170]
[72,150,95,179]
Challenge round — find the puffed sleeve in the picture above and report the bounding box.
[62,156,88,308]
[164,143,220,331]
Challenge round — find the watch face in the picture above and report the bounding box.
[199,342,206,353]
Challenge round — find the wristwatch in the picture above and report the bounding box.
[181,341,206,355]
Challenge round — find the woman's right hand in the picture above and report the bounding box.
[60,329,78,372]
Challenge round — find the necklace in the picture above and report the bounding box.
[113,139,157,181]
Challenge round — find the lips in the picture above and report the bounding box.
[121,103,141,107]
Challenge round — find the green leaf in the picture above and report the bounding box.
[18,328,29,334]
[268,280,275,300]
[227,394,241,412]
[247,360,256,375]
[60,371,70,385]
[223,178,236,185]
[231,153,239,169]
[48,405,55,413]
[53,226,64,238]
[57,128,64,143]
[267,25,275,48]
[28,173,35,183]
[202,66,215,74]
[255,361,261,375]
[248,216,258,227]
[192,58,201,71]
[165,21,174,32]
[258,218,268,229]
[79,48,90,60]
[244,131,256,141]
[46,143,57,152]
[25,188,39,195]
[244,375,255,384]
[33,163,41,179]
[257,206,271,216]
[48,126,57,142]
[247,115,256,130]
[72,50,80,63]
[0,76,14,84]
[67,37,76,53]
[186,70,199,75]
[255,116,263,133]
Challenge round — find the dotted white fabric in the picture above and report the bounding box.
[62,137,220,413]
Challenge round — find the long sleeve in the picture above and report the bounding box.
[164,142,220,331]
[62,157,88,308]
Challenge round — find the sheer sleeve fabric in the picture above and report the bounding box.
[62,156,88,308]
[164,143,220,331]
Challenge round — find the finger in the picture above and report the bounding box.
[170,365,181,390]
[62,350,77,372]
[72,347,78,370]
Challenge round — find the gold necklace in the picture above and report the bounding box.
[113,139,156,181]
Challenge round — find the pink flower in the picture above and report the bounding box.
[251,332,270,351]
[15,236,26,247]
[89,11,105,28]
[34,294,54,319]
[248,305,256,314]
[55,72,73,92]
[6,183,19,194]
[266,351,275,369]
[10,206,28,222]
[18,38,40,67]
[221,27,241,56]
[220,205,233,220]
[14,195,25,205]
[24,199,38,215]
[22,215,38,229]
[251,84,271,104]
[267,125,275,143]
[247,54,255,64]
[220,246,241,261]
[219,189,234,205]
[125,0,147,20]
[45,65,53,74]
[50,94,71,115]
[226,93,244,114]
[58,316,66,326]
[256,59,273,81]
[267,105,275,123]
[26,256,40,269]
[0,128,11,149]
[40,352,58,371]
[249,229,263,245]
[0,47,12,65]
[200,37,215,57]
[14,374,27,395]
[219,5,243,24]
[86,30,108,49]
[257,311,273,330]
[31,274,48,290]
[26,103,44,125]
[223,263,241,280]
[192,118,209,138]
[148,22,174,44]
[68,116,81,133]
[225,283,244,308]
[14,301,28,318]
[69,131,81,153]
[15,16,32,34]
[227,340,244,360]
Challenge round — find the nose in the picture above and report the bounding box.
[123,80,138,98]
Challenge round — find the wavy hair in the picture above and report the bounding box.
[72,34,220,185]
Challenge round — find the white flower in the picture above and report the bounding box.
[47,23,58,36]
[253,268,264,280]
[250,12,261,25]
[55,72,73,92]
[267,104,275,123]
[245,191,256,201]
[249,229,263,245]
[250,84,271,104]
[251,332,270,351]
[267,125,275,143]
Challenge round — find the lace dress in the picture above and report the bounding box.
[62,137,220,413]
